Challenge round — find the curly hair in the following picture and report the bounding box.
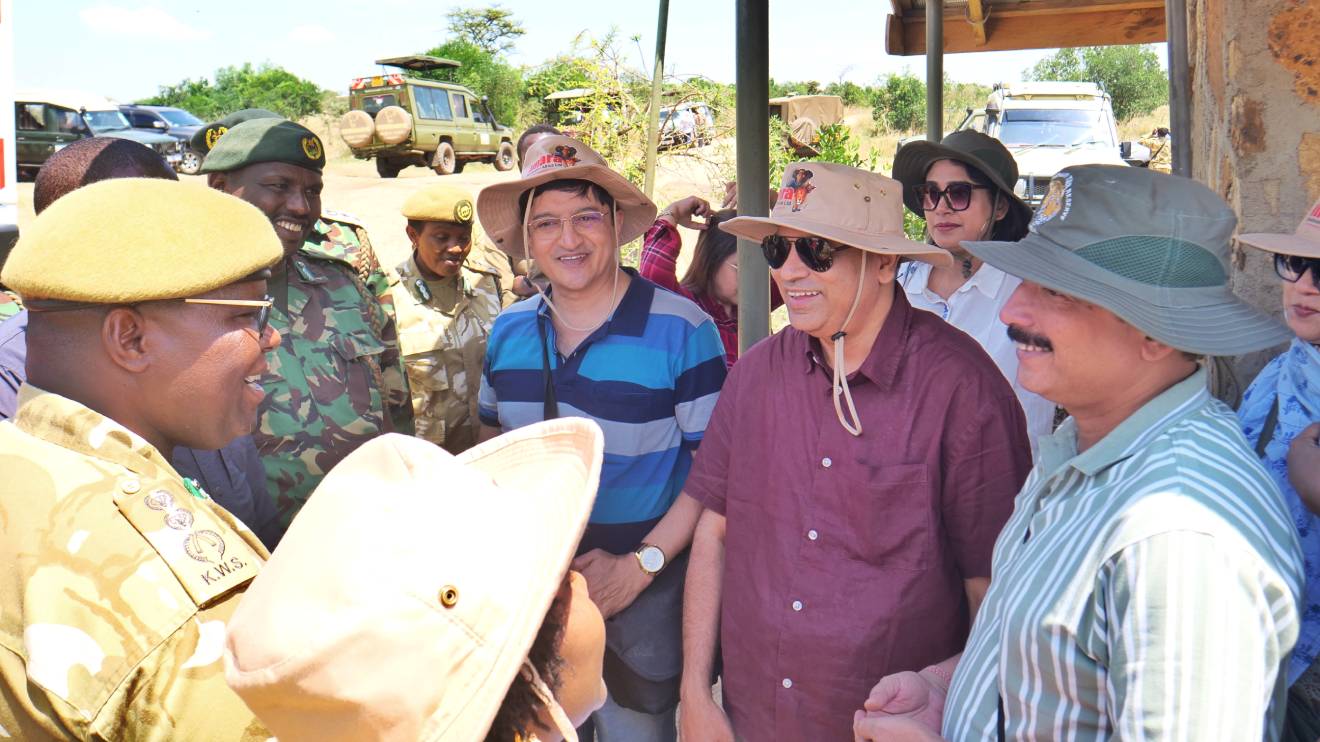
[483,573,573,741]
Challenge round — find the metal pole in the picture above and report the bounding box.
[1165,0,1191,177]
[736,0,770,352]
[642,0,671,198]
[926,0,944,141]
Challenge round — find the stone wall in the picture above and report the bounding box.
[1187,0,1320,399]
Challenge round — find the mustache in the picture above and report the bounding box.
[1006,324,1054,351]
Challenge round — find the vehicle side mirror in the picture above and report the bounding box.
[152,120,165,129]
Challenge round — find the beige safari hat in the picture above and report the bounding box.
[477,135,657,257]
[224,419,604,742]
[1237,197,1320,258]
[719,162,952,266]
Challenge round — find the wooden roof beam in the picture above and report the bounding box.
[886,1,1166,55]
[967,0,987,47]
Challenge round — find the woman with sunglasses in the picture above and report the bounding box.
[640,195,783,367]
[893,130,1055,456]
[1237,206,1320,733]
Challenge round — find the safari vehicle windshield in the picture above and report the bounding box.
[159,109,202,126]
[993,109,1114,148]
[83,109,132,133]
[361,93,399,118]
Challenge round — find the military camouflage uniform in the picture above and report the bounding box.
[389,241,515,454]
[257,251,413,527]
[0,290,22,321]
[300,211,390,298]
[1139,134,1173,174]
[0,386,270,741]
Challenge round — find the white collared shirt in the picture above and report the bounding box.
[899,261,1056,456]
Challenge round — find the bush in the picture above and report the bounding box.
[872,73,925,133]
[420,39,530,128]
[141,64,324,121]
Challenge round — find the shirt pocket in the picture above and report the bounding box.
[841,462,934,571]
[319,332,386,406]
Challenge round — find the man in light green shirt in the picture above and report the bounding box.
[854,165,1304,741]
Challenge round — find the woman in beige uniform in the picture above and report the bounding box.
[388,183,516,453]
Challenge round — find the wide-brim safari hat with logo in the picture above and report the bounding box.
[718,161,953,266]
[224,419,605,742]
[1237,196,1320,258]
[477,134,657,257]
[962,164,1290,356]
[892,129,1033,227]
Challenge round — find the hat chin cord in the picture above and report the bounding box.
[831,251,867,437]
[522,186,621,334]
[520,660,579,742]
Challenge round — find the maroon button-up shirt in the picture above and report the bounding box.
[685,287,1031,741]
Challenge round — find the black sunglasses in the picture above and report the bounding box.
[914,182,991,212]
[1275,253,1320,290]
[760,235,846,272]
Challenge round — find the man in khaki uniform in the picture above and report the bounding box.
[0,178,282,740]
[1138,127,1173,174]
[388,183,515,453]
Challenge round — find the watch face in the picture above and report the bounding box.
[639,546,665,573]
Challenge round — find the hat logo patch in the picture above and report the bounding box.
[301,136,323,161]
[779,168,816,213]
[1031,174,1073,230]
[454,199,474,223]
[524,145,580,177]
[205,126,227,150]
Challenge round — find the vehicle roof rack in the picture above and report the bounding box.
[374,56,462,72]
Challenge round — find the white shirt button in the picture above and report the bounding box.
[792,600,803,611]
[121,479,141,495]
[821,457,832,468]
[782,678,793,689]
[807,529,819,541]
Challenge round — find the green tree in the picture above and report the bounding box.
[1027,45,1168,121]
[141,64,323,121]
[446,5,525,56]
[420,39,528,127]
[872,72,925,132]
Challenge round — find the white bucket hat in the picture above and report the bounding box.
[224,419,605,742]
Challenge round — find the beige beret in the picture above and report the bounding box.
[2,178,282,302]
[401,183,475,225]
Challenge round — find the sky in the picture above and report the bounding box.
[16,1,1165,104]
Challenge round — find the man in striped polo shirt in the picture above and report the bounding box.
[476,135,726,741]
[855,165,1305,741]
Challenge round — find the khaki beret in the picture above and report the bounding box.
[1,178,282,303]
[191,108,283,154]
[199,118,325,175]
[401,184,475,225]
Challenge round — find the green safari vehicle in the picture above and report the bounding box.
[340,56,516,178]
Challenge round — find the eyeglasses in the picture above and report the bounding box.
[182,296,274,337]
[913,182,991,212]
[527,211,609,243]
[1274,253,1320,290]
[760,235,846,272]
[27,295,274,337]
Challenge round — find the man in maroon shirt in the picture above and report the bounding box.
[679,162,1032,741]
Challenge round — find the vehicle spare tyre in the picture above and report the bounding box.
[374,105,413,146]
[339,110,375,148]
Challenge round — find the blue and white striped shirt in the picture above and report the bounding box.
[479,272,726,532]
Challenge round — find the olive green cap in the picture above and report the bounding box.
[199,118,325,174]
[401,184,475,224]
[2,178,282,303]
[192,108,282,153]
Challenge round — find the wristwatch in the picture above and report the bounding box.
[634,543,667,576]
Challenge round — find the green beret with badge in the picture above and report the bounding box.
[401,184,476,225]
[1,178,281,302]
[191,108,282,154]
[199,118,326,175]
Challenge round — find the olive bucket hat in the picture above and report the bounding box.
[892,129,1033,227]
[962,164,1291,356]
